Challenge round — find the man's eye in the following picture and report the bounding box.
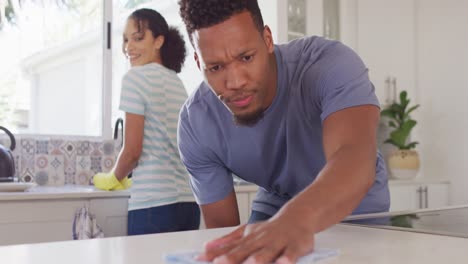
[242,55,253,62]
[209,65,221,72]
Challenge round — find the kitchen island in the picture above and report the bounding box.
[0,223,466,263]
[0,185,129,246]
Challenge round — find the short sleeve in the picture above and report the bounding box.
[119,69,147,115]
[308,43,380,122]
[177,107,234,205]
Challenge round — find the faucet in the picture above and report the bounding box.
[113,118,124,144]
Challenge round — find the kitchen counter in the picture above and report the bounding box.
[0,223,466,263]
[0,185,129,246]
[0,185,130,200]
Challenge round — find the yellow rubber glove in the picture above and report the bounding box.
[93,172,122,191]
[113,176,133,190]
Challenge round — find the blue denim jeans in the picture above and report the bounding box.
[128,202,200,235]
[248,210,272,223]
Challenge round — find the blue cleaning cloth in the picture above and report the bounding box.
[165,248,339,264]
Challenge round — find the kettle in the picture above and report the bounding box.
[0,126,16,182]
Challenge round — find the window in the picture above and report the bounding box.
[0,0,104,136]
[0,0,202,138]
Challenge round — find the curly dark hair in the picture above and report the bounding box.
[129,8,186,73]
[178,0,264,45]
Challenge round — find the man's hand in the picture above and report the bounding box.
[93,172,132,191]
[196,213,315,264]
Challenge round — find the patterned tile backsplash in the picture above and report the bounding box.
[0,137,122,186]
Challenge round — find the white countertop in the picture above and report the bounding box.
[388,177,450,185]
[0,185,130,201]
[0,224,466,263]
[235,177,450,191]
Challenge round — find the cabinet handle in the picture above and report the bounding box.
[423,186,429,208]
[417,186,423,209]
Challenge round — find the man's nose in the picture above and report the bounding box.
[225,64,247,90]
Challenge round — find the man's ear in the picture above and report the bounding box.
[194,52,201,70]
[262,25,274,53]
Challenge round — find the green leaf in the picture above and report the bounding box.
[391,214,419,228]
[385,138,403,149]
[384,139,400,148]
[389,120,417,148]
[390,103,402,114]
[381,109,396,119]
[404,105,420,119]
[400,91,408,104]
[404,142,419,150]
[382,90,420,149]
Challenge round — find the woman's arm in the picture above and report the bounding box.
[113,112,145,180]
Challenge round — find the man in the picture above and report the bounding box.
[177,0,390,263]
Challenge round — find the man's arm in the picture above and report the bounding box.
[178,108,239,228]
[201,190,241,228]
[277,104,378,232]
[197,105,379,264]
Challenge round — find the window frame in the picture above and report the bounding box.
[102,0,113,140]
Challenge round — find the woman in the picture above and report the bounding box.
[93,8,200,235]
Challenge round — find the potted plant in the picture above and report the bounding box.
[381,90,420,180]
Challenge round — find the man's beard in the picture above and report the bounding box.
[219,89,265,126]
[232,108,264,127]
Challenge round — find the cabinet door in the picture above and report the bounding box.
[426,183,449,209]
[389,182,450,211]
[236,193,250,225]
[248,191,257,217]
[340,0,416,102]
[0,199,88,246]
[198,192,250,228]
[89,197,128,237]
[389,184,419,211]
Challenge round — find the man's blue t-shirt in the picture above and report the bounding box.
[178,36,390,216]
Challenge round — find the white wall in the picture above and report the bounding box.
[339,0,468,205]
[258,0,288,44]
[416,0,468,205]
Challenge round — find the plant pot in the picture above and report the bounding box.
[387,150,420,180]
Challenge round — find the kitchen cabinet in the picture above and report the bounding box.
[235,184,258,225]
[339,0,417,103]
[198,184,258,229]
[389,181,450,211]
[0,186,129,246]
[266,0,417,101]
[258,0,324,44]
[200,182,258,229]
[234,181,450,218]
